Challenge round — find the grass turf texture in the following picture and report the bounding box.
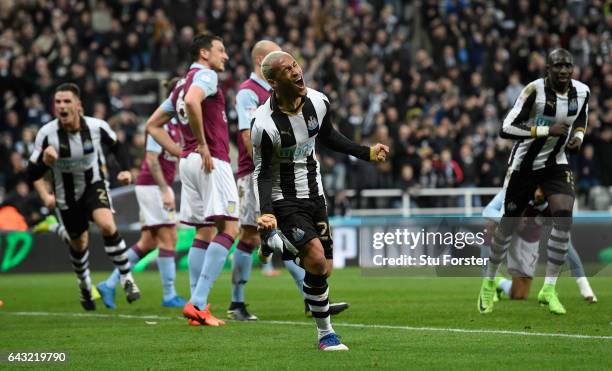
[0,268,610,370]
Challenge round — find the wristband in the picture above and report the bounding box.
[573,130,584,141]
[531,126,549,137]
[370,148,376,161]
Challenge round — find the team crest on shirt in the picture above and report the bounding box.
[306,116,318,131]
[292,227,305,242]
[568,99,578,114]
[227,201,236,214]
[83,139,94,153]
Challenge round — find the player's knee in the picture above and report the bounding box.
[241,227,260,247]
[70,239,87,252]
[305,254,327,276]
[158,233,178,251]
[221,222,239,239]
[70,232,88,251]
[98,221,116,236]
[139,237,157,251]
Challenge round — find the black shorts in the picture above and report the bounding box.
[504,165,575,217]
[59,181,112,239]
[272,196,333,260]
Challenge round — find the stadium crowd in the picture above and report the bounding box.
[0,0,611,224]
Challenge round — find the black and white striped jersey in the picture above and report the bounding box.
[252,87,370,215]
[29,116,123,210]
[501,78,589,172]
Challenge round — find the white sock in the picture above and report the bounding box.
[499,278,512,296]
[576,277,594,298]
[544,276,558,286]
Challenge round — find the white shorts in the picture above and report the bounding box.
[507,236,539,278]
[237,174,259,228]
[179,153,239,226]
[135,185,177,228]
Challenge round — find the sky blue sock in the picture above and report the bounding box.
[284,260,305,295]
[188,240,208,295]
[157,250,177,301]
[566,242,586,278]
[106,247,141,288]
[190,235,231,309]
[499,278,512,296]
[232,247,253,303]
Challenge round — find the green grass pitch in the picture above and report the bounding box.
[0,268,611,370]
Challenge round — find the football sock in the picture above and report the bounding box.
[231,241,255,303]
[486,232,512,279]
[576,277,594,298]
[188,239,208,295]
[103,232,134,285]
[499,278,512,296]
[284,259,305,294]
[69,246,91,291]
[566,242,586,278]
[106,245,144,288]
[544,226,571,286]
[261,260,275,273]
[50,223,71,245]
[191,233,232,309]
[157,248,177,301]
[303,272,334,340]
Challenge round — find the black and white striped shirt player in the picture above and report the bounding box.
[28,90,139,310]
[501,78,589,172]
[478,49,590,316]
[29,116,120,212]
[499,77,589,216]
[252,88,373,256]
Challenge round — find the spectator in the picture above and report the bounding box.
[0,0,609,213]
[1,180,43,227]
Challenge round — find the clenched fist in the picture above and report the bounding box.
[370,143,390,162]
[257,213,277,232]
[43,146,58,166]
[117,171,132,185]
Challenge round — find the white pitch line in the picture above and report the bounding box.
[260,320,612,341]
[2,311,611,341]
[2,311,174,321]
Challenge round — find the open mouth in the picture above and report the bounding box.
[59,111,69,118]
[295,77,304,88]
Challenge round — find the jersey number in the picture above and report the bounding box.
[97,189,109,206]
[176,89,188,126]
[317,221,330,241]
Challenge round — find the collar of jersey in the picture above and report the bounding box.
[190,62,210,71]
[270,93,306,115]
[59,116,86,133]
[249,72,272,92]
[544,77,574,96]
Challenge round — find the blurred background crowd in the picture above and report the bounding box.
[0,0,610,224]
